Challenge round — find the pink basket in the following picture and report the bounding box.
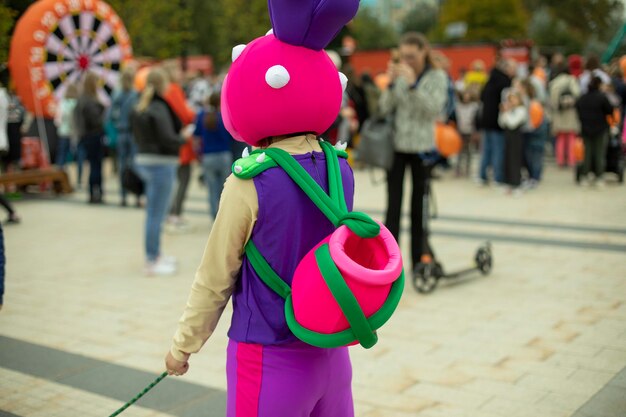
[291,222,403,334]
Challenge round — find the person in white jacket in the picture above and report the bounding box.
[0,83,9,158]
[499,91,528,193]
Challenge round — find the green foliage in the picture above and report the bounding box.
[186,0,220,57]
[435,0,528,43]
[401,2,438,35]
[0,4,16,64]
[107,0,195,60]
[525,0,624,55]
[211,0,271,69]
[5,0,31,18]
[11,0,623,72]
[527,7,582,54]
[351,7,398,51]
[552,0,622,42]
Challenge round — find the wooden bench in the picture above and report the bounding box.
[0,168,73,194]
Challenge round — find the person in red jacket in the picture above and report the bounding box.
[163,61,197,231]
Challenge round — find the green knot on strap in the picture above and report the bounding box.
[337,211,380,238]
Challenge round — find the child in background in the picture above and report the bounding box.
[107,69,140,207]
[194,92,233,220]
[520,79,546,188]
[455,90,480,177]
[499,91,528,194]
[53,85,78,168]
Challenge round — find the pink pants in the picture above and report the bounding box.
[556,132,577,167]
[226,339,354,417]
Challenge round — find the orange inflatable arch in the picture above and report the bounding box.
[8,0,132,118]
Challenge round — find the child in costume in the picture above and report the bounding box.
[165,1,404,416]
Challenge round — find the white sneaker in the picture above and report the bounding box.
[580,177,590,187]
[165,221,193,234]
[160,255,178,266]
[594,179,606,189]
[145,259,177,276]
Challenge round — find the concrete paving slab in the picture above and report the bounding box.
[1,159,626,417]
[571,366,626,417]
[0,336,226,416]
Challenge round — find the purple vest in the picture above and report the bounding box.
[227,150,354,345]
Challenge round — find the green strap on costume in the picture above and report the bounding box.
[320,141,348,213]
[261,142,379,238]
[314,244,378,348]
[241,140,402,349]
[245,238,291,299]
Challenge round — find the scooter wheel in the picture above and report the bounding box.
[476,246,493,275]
[412,263,440,294]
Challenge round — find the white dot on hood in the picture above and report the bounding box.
[265,65,290,89]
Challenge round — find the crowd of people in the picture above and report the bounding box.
[339,50,625,194]
[0,61,239,277]
[1,35,624,279]
[322,34,625,273]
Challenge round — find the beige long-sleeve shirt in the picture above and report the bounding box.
[170,135,323,361]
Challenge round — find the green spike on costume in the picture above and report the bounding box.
[232,145,348,179]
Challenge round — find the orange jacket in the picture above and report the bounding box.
[164,83,197,164]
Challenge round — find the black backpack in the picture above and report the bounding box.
[558,87,576,111]
[122,167,144,196]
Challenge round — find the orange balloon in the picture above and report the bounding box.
[374,73,391,91]
[8,0,133,118]
[529,100,544,130]
[574,137,585,162]
[607,108,621,127]
[134,66,151,92]
[532,67,547,84]
[436,123,463,157]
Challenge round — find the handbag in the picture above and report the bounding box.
[356,117,395,171]
[122,167,145,196]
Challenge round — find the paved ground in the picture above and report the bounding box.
[0,158,625,417]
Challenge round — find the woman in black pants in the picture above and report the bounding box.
[74,72,105,204]
[378,33,448,268]
[386,153,435,263]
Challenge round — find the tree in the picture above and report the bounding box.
[0,4,16,64]
[524,0,624,55]
[211,0,270,69]
[527,7,582,55]
[187,0,220,57]
[434,0,528,43]
[528,0,623,42]
[5,0,31,19]
[107,0,195,60]
[351,7,398,51]
[401,2,438,35]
